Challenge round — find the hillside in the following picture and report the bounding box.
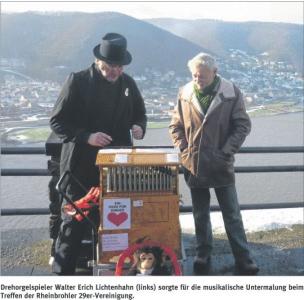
[1,12,205,81]
[147,18,303,75]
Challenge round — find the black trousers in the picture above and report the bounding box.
[52,152,100,275]
[190,186,250,260]
[48,157,62,241]
[184,168,251,261]
[52,209,99,275]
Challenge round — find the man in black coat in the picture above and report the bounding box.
[50,33,147,275]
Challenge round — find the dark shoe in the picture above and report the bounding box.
[193,256,211,275]
[50,238,56,257]
[235,258,259,275]
[49,239,56,266]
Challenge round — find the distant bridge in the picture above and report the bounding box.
[0,68,34,81]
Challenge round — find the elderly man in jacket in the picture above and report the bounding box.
[169,52,258,275]
[50,33,147,275]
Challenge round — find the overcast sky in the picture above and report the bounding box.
[2,1,303,24]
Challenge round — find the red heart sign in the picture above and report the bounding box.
[107,212,128,226]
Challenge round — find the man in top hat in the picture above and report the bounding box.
[50,33,147,275]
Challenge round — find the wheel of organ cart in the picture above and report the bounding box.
[95,148,183,272]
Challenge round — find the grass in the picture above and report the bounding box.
[5,102,303,143]
[248,102,303,117]
[185,224,304,257]
[147,121,170,129]
[9,127,51,142]
[7,122,170,143]
[4,224,303,269]
[27,240,53,266]
[215,224,304,249]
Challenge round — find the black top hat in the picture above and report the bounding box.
[93,33,132,65]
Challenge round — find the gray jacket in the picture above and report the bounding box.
[169,76,251,188]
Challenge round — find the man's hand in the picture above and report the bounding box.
[131,125,143,140]
[87,132,113,147]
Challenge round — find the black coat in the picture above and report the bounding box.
[50,64,147,193]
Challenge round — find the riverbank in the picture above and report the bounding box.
[247,102,303,117]
[1,107,303,145]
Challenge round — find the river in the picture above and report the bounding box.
[1,112,303,230]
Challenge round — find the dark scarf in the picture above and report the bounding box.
[194,75,220,114]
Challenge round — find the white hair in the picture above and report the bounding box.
[187,52,217,72]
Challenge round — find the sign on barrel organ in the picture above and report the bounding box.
[95,148,182,274]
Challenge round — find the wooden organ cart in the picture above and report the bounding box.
[94,147,183,275]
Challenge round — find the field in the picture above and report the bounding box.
[4,122,171,143]
[247,102,303,117]
[3,102,303,144]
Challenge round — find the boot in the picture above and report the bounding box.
[193,256,211,275]
[235,257,259,275]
